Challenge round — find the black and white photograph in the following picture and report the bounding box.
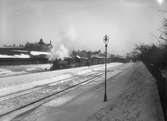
[0,0,166,121]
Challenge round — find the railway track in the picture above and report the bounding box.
[0,64,124,121]
[0,72,96,101]
[0,71,105,118]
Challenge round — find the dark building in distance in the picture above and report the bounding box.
[0,38,53,65]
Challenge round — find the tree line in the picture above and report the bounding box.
[127,18,167,120]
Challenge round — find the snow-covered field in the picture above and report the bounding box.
[0,63,121,90]
[0,63,122,99]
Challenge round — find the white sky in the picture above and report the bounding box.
[0,0,167,55]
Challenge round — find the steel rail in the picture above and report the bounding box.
[0,72,104,117]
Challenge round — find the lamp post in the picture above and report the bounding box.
[103,34,109,102]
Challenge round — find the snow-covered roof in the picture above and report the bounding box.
[0,54,30,58]
[30,51,51,56]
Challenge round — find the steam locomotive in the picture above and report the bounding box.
[50,54,128,70]
[50,55,109,70]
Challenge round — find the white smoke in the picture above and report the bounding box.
[49,25,78,61]
[49,44,69,61]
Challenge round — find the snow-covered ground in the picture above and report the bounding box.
[0,63,122,95]
[9,62,164,121]
[0,64,52,78]
[0,62,123,121]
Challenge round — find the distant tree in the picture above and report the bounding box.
[127,19,167,119]
[160,18,167,42]
[132,44,164,67]
[128,19,167,66]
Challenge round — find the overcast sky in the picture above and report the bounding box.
[0,0,167,55]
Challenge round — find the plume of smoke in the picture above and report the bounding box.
[49,44,69,61]
[49,25,78,61]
